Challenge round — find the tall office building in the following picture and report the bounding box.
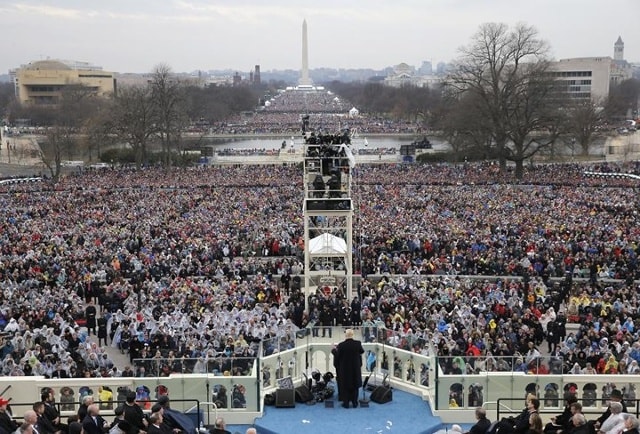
[549,36,633,102]
[254,65,261,85]
[14,59,115,105]
[418,61,433,75]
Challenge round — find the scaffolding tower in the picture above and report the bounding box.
[302,122,355,307]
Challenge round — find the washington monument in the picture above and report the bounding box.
[299,19,312,86]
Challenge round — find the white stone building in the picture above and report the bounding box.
[548,37,633,103]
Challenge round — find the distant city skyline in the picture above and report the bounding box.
[1,0,639,75]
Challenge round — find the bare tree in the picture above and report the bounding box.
[0,83,16,113]
[433,91,493,162]
[447,22,555,177]
[605,78,640,120]
[39,126,73,182]
[110,85,156,168]
[76,94,116,162]
[150,64,188,167]
[183,84,258,123]
[561,99,604,156]
[36,84,99,180]
[502,60,562,177]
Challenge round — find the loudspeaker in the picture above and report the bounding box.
[370,386,392,404]
[275,389,295,408]
[295,385,314,403]
[264,393,276,406]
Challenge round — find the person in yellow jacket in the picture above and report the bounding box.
[98,386,113,410]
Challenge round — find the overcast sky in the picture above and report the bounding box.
[2,0,638,74]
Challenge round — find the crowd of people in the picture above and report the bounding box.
[1,86,640,386]
[210,90,422,136]
[471,388,640,434]
[0,158,637,382]
[0,386,258,434]
[210,111,420,136]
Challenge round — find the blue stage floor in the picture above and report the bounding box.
[235,388,443,434]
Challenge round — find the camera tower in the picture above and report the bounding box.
[302,117,354,308]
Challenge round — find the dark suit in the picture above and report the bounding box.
[44,402,67,434]
[570,425,591,434]
[469,416,491,434]
[36,415,58,434]
[544,404,574,434]
[122,403,146,434]
[43,403,60,424]
[147,424,172,434]
[334,336,364,408]
[0,411,18,434]
[77,404,89,422]
[493,409,536,434]
[68,421,82,434]
[82,415,107,434]
[51,369,69,379]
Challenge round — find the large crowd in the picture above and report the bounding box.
[1,88,640,382]
[0,160,639,379]
[210,90,421,135]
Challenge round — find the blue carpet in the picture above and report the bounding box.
[242,388,442,434]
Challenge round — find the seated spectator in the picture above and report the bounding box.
[598,402,625,434]
[621,416,640,434]
[572,414,590,434]
[593,390,628,433]
[544,396,578,434]
[468,407,491,434]
[210,417,231,434]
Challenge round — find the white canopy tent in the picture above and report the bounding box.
[309,233,347,255]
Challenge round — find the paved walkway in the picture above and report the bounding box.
[0,129,42,167]
[92,307,354,373]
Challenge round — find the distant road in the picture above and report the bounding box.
[0,162,44,178]
[184,132,421,139]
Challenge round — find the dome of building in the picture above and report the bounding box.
[24,60,72,71]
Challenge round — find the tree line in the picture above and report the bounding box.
[2,23,638,180]
[4,64,264,180]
